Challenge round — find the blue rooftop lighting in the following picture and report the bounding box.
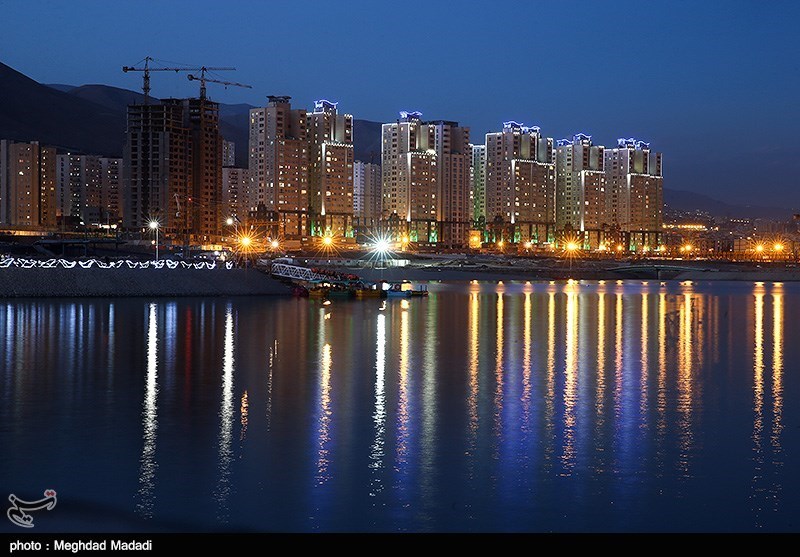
[314,99,338,112]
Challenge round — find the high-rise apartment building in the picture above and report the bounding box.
[100,157,123,224]
[604,138,663,249]
[222,140,236,167]
[470,144,486,224]
[186,97,223,240]
[222,166,249,222]
[124,100,191,235]
[124,97,222,240]
[248,96,309,237]
[307,99,354,237]
[353,161,381,231]
[381,111,438,242]
[0,140,56,228]
[428,120,471,247]
[556,133,606,247]
[485,122,555,243]
[56,154,102,224]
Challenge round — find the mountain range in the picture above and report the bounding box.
[0,61,785,219]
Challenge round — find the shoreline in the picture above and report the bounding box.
[0,266,291,298]
[342,264,800,283]
[2,259,798,299]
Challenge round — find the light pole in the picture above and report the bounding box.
[149,220,159,262]
[240,234,252,271]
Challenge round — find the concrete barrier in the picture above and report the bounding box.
[0,266,291,298]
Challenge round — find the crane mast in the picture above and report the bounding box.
[187,68,252,99]
[122,57,235,103]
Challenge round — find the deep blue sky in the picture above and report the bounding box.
[2,0,798,207]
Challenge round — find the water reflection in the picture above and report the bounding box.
[562,282,578,474]
[750,283,788,526]
[493,286,504,449]
[771,286,784,514]
[215,305,235,521]
[2,282,798,532]
[316,308,332,485]
[136,303,158,519]
[677,292,694,476]
[369,314,387,498]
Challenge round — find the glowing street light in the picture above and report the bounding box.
[270,239,280,250]
[371,237,392,278]
[523,241,532,250]
[773,242,784,252]
[148,220,159,262]
[374,238,390,254]
[322,235,333,247]
[226,217,235,226]
[239,234,253,270]
[755,244,764,253]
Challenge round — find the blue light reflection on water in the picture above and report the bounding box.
[0,280,796,532]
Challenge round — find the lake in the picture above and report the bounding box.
[1,280,797,532]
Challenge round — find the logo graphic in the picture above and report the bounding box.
[7,490,57,528]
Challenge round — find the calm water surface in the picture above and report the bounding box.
[1,281,798,532]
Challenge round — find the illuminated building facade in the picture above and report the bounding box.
[0,140,56,228]
[353,161,381,231]
[222,166,249,222]
[380,113,470,245]
[307,99,354,237]
[222,139,236,167]
[556,133,606,247]
[471,143,486,224]
[381,111,437,242]
[248,96,309,238]
[485,122,555,243]
[604,138,663,249]
[429,120,471,247]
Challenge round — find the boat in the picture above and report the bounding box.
[354,281,384,298]
[409,284,429,297]
[384,281,412,298]
[306,279,354,299]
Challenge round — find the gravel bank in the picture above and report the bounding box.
[0,267,291,298]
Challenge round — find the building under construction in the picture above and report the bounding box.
[123,97,222,242]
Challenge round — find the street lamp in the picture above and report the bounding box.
[226,217,235,226]
[372,237,391,277]
[239,234,253,270]
[565,241,578,270]
[148,220,159,262]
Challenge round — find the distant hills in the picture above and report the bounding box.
[0,61,382,168]
[0,61,785,219]
[664,189,786,220]
[0,62,124,157]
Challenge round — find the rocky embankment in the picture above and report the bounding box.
[0,266,291,297]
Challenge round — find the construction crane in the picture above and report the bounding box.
[187,67,252,100]
[122,56,235,103]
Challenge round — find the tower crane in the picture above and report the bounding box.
[122,57,235,103]
[187,68,253,99]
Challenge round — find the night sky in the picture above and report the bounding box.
[2,0,798,207]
